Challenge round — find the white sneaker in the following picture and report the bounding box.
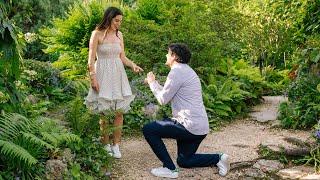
[151,167,178,179]
[111,144,121,159]
[216,154,230,176]
[104,144,113,157]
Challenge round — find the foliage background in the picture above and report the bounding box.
[0,0,319,179]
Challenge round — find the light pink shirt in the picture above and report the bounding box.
[149,63,209,135]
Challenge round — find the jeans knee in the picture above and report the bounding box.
[177,156,189,168]
[142,123,152,137]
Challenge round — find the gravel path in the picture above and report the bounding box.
[111,97,310,179]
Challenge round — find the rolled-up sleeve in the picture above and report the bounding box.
[149,70,181,105]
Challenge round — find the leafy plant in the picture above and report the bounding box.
[65,96,99,137]
[0,113,80,179]
[40,1,107,78]
[203,77,249,120]
[0,2,25,113]
[263,66,290,95]
[279,43,320,129]
[66,137,112,179]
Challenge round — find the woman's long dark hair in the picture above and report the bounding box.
[96,7,123,38]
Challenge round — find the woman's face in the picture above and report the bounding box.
[111,15,123,31]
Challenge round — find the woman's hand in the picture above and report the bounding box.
[132,63,144,73]
[91,76,100,92]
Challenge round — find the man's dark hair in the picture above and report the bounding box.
[168,43,191,64]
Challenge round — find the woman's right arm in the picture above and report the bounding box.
[88,30,100,92]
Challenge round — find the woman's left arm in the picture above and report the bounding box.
[119,31,143,73]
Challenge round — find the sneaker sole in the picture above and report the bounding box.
[113,155,121,159]
[151,172,178,179]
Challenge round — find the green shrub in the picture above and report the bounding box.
[199,59,268,128]
[10,0,79,32]
[0,2,25,113]
[279,42,320,129]
[40,1,106,78]
[232,59,268,104]
[279,74,320,129]
[41,0,248,77]
[0,113,80,179]
[263,66,290,95]
[65,96,99,137]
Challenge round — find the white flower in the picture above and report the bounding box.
[24,32,37,43]
[23,69,37,76]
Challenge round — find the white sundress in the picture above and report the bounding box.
[84,42,135,113]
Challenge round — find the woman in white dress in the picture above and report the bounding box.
[85,7,143,158]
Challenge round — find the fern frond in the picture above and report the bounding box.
[0,140,37,166]
[53,133,81,145]
[36,116,63,133]
[218,79,232,95]
[40,132,59,147]
[22,132,54,150]
[72,78,89,91]
[0,113,37,141]
[0,125,17,141]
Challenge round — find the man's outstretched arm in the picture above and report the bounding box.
[148,70,182,105]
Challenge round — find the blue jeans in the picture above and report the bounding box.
[142,118,220,170]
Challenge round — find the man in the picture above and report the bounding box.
[143,43,230,179]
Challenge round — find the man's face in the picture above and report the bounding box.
[165,50,175,67]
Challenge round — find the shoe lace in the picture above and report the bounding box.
[172,168,180,173]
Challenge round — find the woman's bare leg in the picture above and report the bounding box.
[113,111,123,145]
[99,115,110,144]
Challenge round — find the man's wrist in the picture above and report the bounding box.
[148,79,155,84]
[148,80,157,92]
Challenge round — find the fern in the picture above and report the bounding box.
[22,132,54,150]
[36,116,63,133]
[40,132,59,147]
[41,132,81,148]
[0,140,37,166]
[55,133,81,144]
[37,116,81,147]
[0,113,41,168]
[0,113,36,141]
[0,113,80,173]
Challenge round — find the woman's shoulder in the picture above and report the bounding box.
[117,30,123,38]
[92,29,104,36]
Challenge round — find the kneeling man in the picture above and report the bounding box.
[143,43,230,179]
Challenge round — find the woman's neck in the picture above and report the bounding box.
[106,28,116,34]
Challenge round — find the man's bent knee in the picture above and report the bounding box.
[177,156,190,168]
[142,122,154,137]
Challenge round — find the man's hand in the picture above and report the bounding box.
[145,71,156,84]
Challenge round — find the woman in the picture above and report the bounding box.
[85,7,143,159]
